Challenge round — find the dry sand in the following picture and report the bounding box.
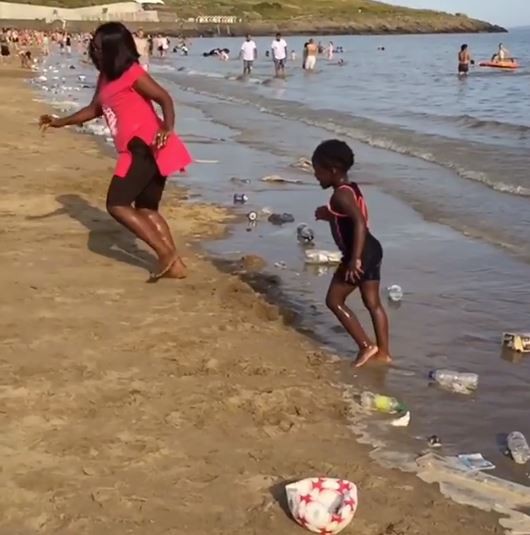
[0,67,503,534]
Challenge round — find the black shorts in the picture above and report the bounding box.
[340,234,383,284]
[106,137,166,211]
[274,58,286,69]
[458,63,469,73]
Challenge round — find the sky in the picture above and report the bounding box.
[388,0,528,28]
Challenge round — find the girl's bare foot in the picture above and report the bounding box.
[375,350,392,365]
[353,345,379,368]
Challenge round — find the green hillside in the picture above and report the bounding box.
[5,0,505,34]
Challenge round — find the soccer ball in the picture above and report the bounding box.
[286,477,358,534]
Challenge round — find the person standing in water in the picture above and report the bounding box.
[313,140,390,368]
[458,44,473,76]
[240,34,257,76]
[271,33,287,77]
[305,38,318,71]
[134,28,150,71]
[39,22,192,281]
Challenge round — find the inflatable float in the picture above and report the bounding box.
[479,60,519,70]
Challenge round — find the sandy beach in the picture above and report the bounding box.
[0,66,505,534]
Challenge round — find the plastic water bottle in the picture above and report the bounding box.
[507,432,530,464]
[360,391,406,414]
[429,370,479,392]
[233,193,248,204]
[297,224,315,245]
[387,284,403,302]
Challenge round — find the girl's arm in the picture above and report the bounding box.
[40,88,102,129]
[133,73,175,148]
[332,188,367,281]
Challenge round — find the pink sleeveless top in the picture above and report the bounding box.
[98,63,192,178]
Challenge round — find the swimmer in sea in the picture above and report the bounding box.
[458,44,473,76]
[313,140,391,368]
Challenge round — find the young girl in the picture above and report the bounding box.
[312,139,391,368]
[39,22,191,281]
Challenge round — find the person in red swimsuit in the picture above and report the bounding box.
[39,22,191,281]
[313,139,391,368]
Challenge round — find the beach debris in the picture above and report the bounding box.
[268,212,295,225]
[260,206,273,216]
[261,175,303,185]
[360,391,406,415]
[387,284,403,303]
[503,332,530,353]
[195,159,220,164]
[285,477,358,534]
[428,435,442,448]
[37,75,47,82]
[233,193,248,204]
[297,224,315,245]
[291,157,313,172]
[457,453,495,472]
[274,261,287,269]
[230,176,251,185]
[390,411,411,427]
[429,370,478,395]
[247,211,258,222]
[506,431,530,464]
[304,250,342,265]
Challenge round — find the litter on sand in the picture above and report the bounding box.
[286,477,358,534]
[457,453,496,472]
[503,332,530,353]
[194,159,220,164]
[304,250,342,265]
[390,411,411,427]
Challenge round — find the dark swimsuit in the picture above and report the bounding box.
[328,183,383,283]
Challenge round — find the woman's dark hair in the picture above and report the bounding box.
[461,44,468,51]
[89,22,139,80]
[312,139,355,172]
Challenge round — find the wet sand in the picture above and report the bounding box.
[0,66,504,534]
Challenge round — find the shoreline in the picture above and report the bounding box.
[0,19,507,36]
[0,64,510,534]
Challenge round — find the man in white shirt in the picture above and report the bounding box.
[240,34,257,75]
[271,33,287,77]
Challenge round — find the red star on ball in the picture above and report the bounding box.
[297,515,308,527]
[331,513,344,523]
[337,480,353,494]
[311,478,326,492]
[300,493,313,505]
[319,529,334,535]
[344,498,356,508]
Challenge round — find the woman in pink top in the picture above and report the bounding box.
[39,22,191,281]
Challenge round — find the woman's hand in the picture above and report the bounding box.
[345,258,363,284]
[153,127,171,149]
[315,205,332,221]
[39,114,61,131]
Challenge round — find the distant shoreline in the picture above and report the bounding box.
[1,18,507,36]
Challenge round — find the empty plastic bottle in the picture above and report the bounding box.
[429,370,479,393]
[507,431,530,464]
[297,224,315,245]
[360,391,406,414]
[387,284,404,302]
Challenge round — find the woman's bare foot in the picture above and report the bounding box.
[165,256,187,279]
[353,345,379,368]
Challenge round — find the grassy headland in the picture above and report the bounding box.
[5,0,506,34]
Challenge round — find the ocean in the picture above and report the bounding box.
[36,29,530,499]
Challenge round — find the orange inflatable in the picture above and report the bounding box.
[479,60,520,70]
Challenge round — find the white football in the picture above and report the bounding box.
[285,477,358,534]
